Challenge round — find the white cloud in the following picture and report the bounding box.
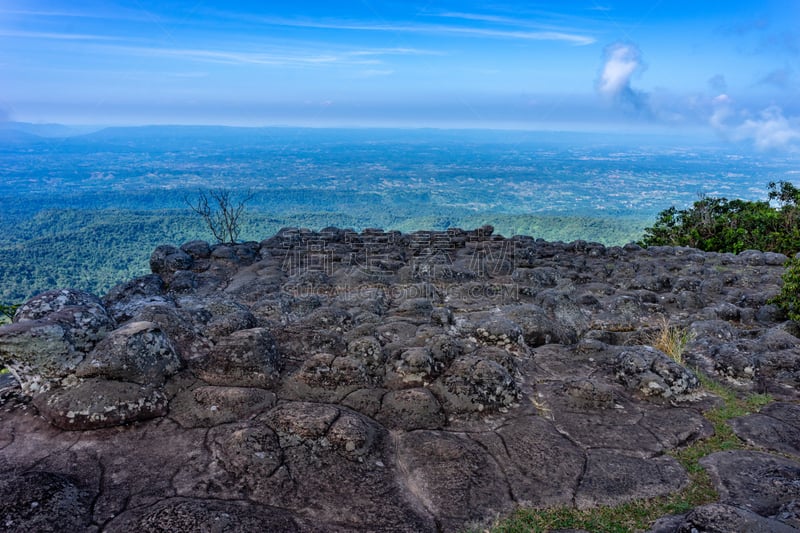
[735,106,800,150]
[596,42,649,113]
[598,43,640,96]
[710,96,800,151]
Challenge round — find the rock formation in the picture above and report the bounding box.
[1,226,798,532]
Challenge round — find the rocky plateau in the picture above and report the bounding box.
[1,226,799,532]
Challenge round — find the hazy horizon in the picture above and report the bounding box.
[2,1,799,151]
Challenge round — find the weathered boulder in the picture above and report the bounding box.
[0,321,84,393]
[730,402,800,457]
[0,289,117,393]
[180,239,212,259]
[102,275,169,323]
[150,244,193,275]
[193,327,281,388]
[575,449,688,508]
[615,346,699,398]
[431,355,520,413]
[396,430,513,532]
[75,321,181,385]
[471,314,525,350]
[33,378,168,430]
[281,353,370,402]
[562,378,615,409]
[377,387,445,430]
[125,302,212,362]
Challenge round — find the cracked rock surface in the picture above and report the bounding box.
[1,226,799,532]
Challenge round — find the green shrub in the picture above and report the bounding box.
[0,303,19,324]
[772,256,800,322]
[640,181,800,255]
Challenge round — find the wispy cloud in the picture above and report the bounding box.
[108,44,409,69]
[435,12,525,25]
[0,30,121,41]
[0,7,156,23]
[0,8,94,18]
[249,15,595,45]
[129,46,341,66]
[347,47,445,57]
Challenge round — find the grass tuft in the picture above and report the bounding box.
[645,317,696,364]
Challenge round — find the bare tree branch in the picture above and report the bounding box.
[185,188,253,244]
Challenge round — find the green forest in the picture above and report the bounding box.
[0,207,648,304]
[4,181,800,309]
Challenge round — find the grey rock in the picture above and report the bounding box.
[476,415,585,508]
[5,227,800,533]
[150,244,193,274]
[700,450,800,516]
[615,346,699,398]
[377,388,445,430]
[105,497,302,533]
[282,353,370,402]
[575,449,688,508]
[0,289,117,393]
[773,499,800,529]
[180,240,212,259]
[169,385,276,428]
[0,320,83,393]
[431,355,520,414]
[562,379,615,409]
[730,404,800,457]
[396,430,513,532]
[126,302,211,362]
[0,471,94,533]
[648,503,799,533]
[33,378,168,430]
[194,328,281,388]
[103,275,169,323]
[504,304,576,346]
[75,321,181,385]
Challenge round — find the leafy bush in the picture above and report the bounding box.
[0,303,19,324]
[640,181,800,255]
[772,256,800,322]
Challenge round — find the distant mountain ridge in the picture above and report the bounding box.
[0,121,105,138]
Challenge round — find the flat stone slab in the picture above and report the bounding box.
[648,503,800,533]
[730,402,800,457]
[700,450,800,516]
[575,449,688,509]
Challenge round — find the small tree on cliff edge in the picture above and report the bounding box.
[0,303,19,324]
[186,189,254,245]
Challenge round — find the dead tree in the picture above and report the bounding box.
[186,189,254,244]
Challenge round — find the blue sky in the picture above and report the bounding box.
[1,0,799,147]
